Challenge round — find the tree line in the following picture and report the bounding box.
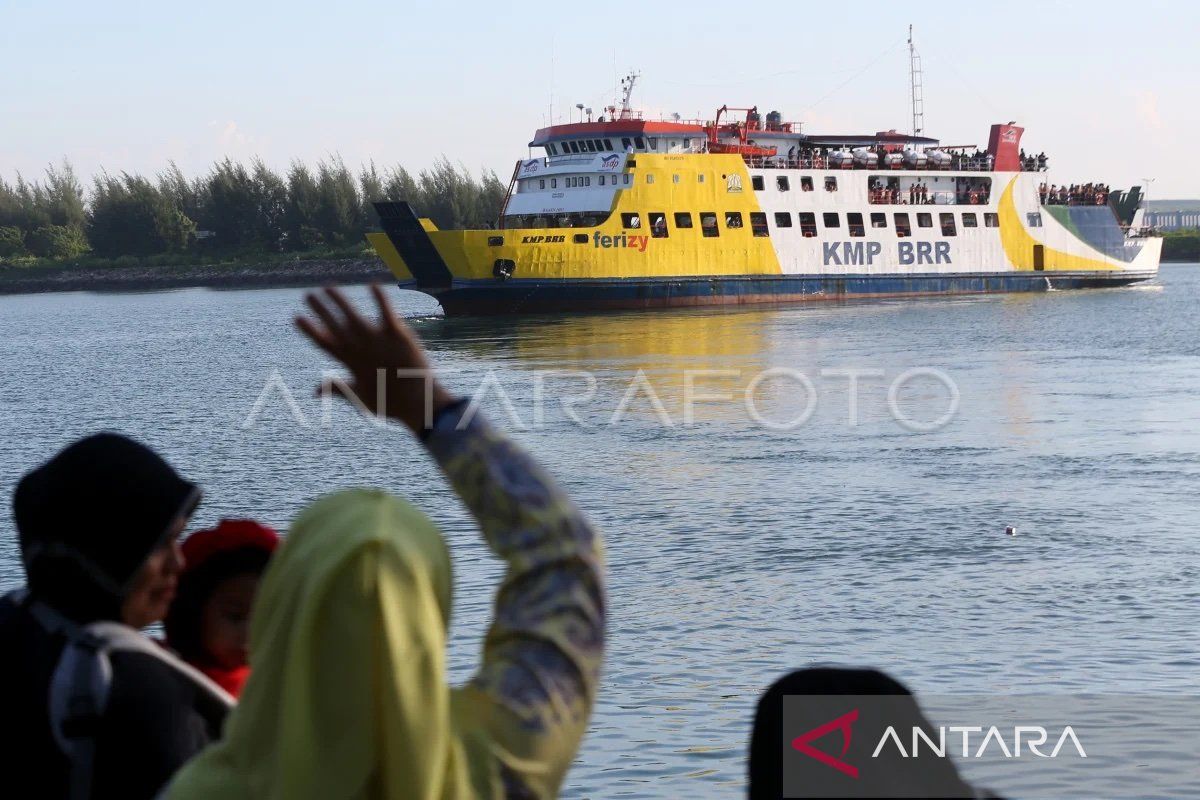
[1162,229,1200,263]
[0,158,507,263]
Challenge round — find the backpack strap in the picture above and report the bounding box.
[7,590,235,800]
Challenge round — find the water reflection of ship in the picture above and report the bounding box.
[417,309,781,428]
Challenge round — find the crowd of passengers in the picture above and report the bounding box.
[869,177,992,205]
[1,285,1009,799]
[767,145,1047,172]
[1040,182,1111,206]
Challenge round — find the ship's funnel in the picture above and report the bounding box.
[987,123,1024,171]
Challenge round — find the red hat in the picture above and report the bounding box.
[181,519,279,572]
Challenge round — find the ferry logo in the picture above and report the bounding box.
[726,174,743,193]
[600,154,620,170]
[792,709,860,779]
[1001,128,1018,143]
[592,231,649,252]
[519,159,540,176]
[521,235,565,244]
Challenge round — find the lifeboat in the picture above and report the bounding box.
[707,142,777,157]
[881,152,904,169]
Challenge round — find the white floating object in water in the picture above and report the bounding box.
[1005,526,1017,536]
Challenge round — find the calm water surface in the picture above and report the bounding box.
[2,267,1199,797]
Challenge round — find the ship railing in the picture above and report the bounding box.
[1040,194,1112,207]
[739,155,1008,173]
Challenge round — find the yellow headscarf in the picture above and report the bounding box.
[166,489,506,799]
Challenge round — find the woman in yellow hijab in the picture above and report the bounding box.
[167,287,605,799]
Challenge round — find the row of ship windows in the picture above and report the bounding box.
[753,175,839,192]
[533,175,634,190]
[545,136,694,155]
[616,210,1043,238]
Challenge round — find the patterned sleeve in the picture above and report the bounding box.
[424,401,606,794]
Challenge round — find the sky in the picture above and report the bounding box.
[3,0,1198,198]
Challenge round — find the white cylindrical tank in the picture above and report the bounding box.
[828,149,854,168]
[851,147,878,168]
[926,149,952,169]
[902,148,928,169]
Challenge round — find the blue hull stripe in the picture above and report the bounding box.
[401,271,1156,316]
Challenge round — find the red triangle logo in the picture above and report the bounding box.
[791,708,860,778]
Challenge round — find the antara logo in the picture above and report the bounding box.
[593,232,649,252]
[792,709,860,778]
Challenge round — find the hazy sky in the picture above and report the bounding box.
[3,0,1197,198]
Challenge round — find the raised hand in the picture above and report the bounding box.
[295,285,455,434]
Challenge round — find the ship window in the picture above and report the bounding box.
[984,212,999,228]
[774,212,792,228]
[605,138,613,150]
[584,140,595,152]
[621,137,632,149]
[646,174,654,184]
[825,176,838,192]
[683,138,692,148]
[799,212,817,237]
[634,137,645,149]
[649,212,668,238]
[701,212,719,237]
[750,212,769,236]
[648,137,657,150]
[1027,212,1043,227]
[777,176,790,192]
[598,176,605,186]
[539,179,545,189]
[895,213,912,237]
[823,212,840,229]
[623,174,631,185]
[751,175,765,191]
[917,212,933,228]
[725,211,743,229]
[584,177,591,186]
[573,233,588,244]
[962,212,978,228]
[847,212,865,237]
[870,212,887,229]
[801,176,814,192]
[570,141,581,153]
[672,174,680,184]
[675,212,693,228]
[940,213,957,236]
[621,213,641,229]
[698,173,705,183]
[595,139,604,150]
[551,178,557,188]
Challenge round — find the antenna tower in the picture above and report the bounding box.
[619,71,640,119]
[908,25,925,138]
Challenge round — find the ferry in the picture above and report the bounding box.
[367,71,1160,316]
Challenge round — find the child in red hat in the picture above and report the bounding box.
[165,519,279,698]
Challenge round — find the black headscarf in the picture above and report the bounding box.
[749,668,997,799]
[12,432,201,623]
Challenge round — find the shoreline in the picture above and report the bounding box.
[0,257,393,296]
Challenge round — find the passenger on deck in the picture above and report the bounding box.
[166,286,606,800]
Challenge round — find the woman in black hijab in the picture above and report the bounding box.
[1,433,230,800]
